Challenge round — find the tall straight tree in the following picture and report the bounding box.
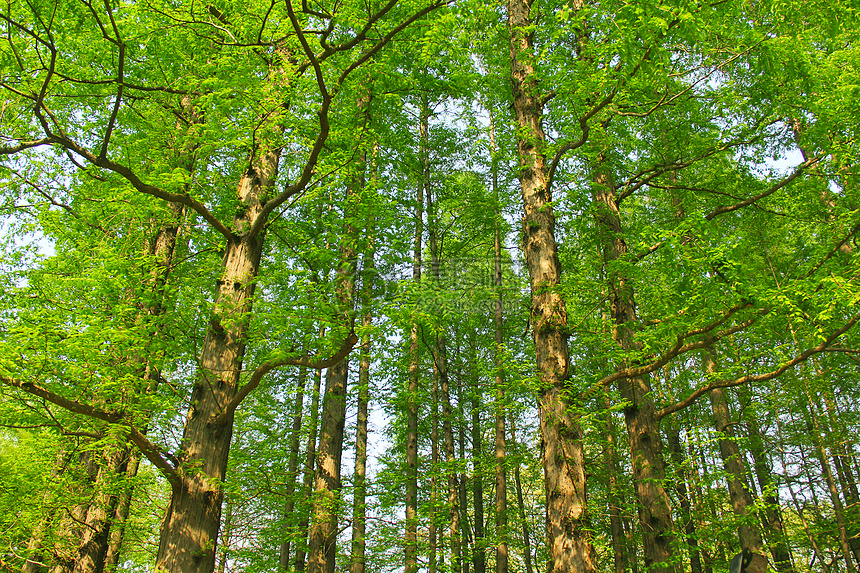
[506,0,596,570]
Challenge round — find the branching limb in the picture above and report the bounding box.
[578,302,760,400]
[657,312,860,419]
[705,153,826,221]
[214,330,359,426]
[0,375,182,487]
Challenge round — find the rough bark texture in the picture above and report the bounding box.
[507,0,596,570]
[307,184,359,573]
[155,149,276,573]
[591,156,676,573]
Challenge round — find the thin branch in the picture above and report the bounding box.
[214,330,358,426]
[704,153,826,221]
[657,312,860,419]
[578,302,760,400]
[0,375,181,486]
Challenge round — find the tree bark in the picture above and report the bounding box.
[295,358,325,572]
[601,394,629,573]
[590,150,676,572]
[708,381,768,573]
[665,420,703,573]
[279,366,309,572]
[491,115,508,573]
[737,385,794,572]
[507,0,596,569]
[307,185,359,573]
[404,100,427,573]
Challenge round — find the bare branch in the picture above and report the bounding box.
[578,302,761,401]
[704,153,825,221]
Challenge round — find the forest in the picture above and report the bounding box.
[0,0,859,572]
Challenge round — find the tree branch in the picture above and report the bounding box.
[0,375,182,487]
[657,312,860,419]
[578,302,761,401]
[704,153,826,221]
[213,330,359,426]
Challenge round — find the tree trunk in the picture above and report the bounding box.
[507,0,596,570]
[279,366,309,572]
[350,241,375,573]
[737,384,794,572]
[404,100,427,573]
[491,116,508,573]
[708,381,764,553]
[307,184,359,573]
[803,388,857,573]
[590,149,676,572]
[509,414,534,573]
[665,420,703,573]
[601,394,629,573]
[470,350,486,573]
[426,148,462,573]
[295,358,324,572]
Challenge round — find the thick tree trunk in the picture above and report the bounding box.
[156,148,276,573]
[507,0,596,569]
[590,152,676,573]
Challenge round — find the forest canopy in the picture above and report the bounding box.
[0,0,859,573]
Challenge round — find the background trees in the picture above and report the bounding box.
[1,0,859,572]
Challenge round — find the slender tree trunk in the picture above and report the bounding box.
[507,0,596,570]
[737,385,794,572]
[350,210,375,573]
[404,100,427,573]
[280,366,309,572]
[430,365,441,573]
[295,359,324,572]
[666,420,703,573]
[307,183,359,573]
[103,452,141,571]
[590,148,676,573]
[803,388,857,573]
[216,492,233,573]
[707,364,765,559]
[470,358,486,573]
[426,165,462,573]
[601,394,629,573]
[509,414,534,573]
[491,117,508,573]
